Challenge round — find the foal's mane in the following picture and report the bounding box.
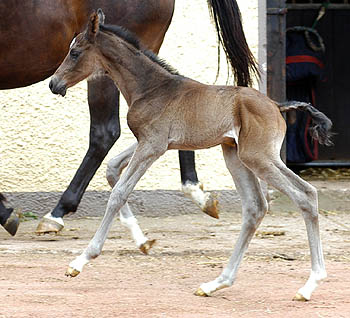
[99,24,180,76]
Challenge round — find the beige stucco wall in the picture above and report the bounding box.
[0,0,258,193]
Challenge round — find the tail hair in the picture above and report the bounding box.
[207,0,260,86]
[278,101,334,146]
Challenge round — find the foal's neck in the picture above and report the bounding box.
[98,32,177,106]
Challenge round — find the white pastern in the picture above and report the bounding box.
[199,276,231,296]
[69,254,89,273]
[182,182,209,210]
[119,212,148,247]
[297,270,327,300]
[43,212,64,227]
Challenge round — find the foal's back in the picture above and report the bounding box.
[166,80,284,151]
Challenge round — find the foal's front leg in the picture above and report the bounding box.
[66,141,166,277]
[106,143,156,254]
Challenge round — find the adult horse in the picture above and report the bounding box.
[0,0,258,237]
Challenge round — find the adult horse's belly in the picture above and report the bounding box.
[0,1,78,89]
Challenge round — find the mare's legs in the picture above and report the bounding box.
[179,151,219,218]
[196,144,268,296]
[36,76,120,234]
[106,143,156,254]
[0,193,19,236]
[66,141,167,276]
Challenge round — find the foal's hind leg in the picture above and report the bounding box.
[241,154,326,301]
[179,151,219,218]
[196,144,268,296]
[106,143,156,254]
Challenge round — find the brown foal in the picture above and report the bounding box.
[49,10,332,301]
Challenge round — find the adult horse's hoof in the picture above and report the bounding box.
[3,211,20,236]
[194,287,209,297]
[202,194,219,219]
[139,239,156,255]
[66,266,80,277]
[35,217,64,235]
[293,292,308,302]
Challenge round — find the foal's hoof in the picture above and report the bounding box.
[3,211,20,236]
[293,293,308,302]
[194,287,209,297]
[35,217,63,235]
[139,239,156,255]
[202,194,219,219]
[66,266,80,277]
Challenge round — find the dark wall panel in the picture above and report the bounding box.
[287,8,350,160]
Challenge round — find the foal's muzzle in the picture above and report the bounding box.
[49,76,67,97]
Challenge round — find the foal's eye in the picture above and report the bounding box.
[70,49,81,60]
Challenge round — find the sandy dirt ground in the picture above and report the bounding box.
[1,207,350,318]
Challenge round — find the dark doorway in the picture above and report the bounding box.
[286,2,350,161]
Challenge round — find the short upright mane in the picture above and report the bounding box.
[99,24,180,76]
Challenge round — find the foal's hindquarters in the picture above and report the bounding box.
[195,93,326,300]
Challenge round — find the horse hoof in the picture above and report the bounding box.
[202,194,219,219]
[139,239,156,255]
[293,293,308,302]
[35,217,63,235]
[66,266,80,277]
[194,287,209,297]
[3,212,20,236]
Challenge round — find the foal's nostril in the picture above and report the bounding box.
[49,80,53,90]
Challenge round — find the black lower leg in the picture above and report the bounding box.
[51,76,121,218]
[178,150,199,185]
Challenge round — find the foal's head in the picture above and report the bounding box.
[49,9,105,96]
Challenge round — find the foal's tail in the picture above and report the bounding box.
[207,0,260,87]
[278,101,334,146]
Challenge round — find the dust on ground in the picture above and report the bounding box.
[1,207,350,318]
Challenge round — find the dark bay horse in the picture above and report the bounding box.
[0,0,258,236]
[50,10,332,300]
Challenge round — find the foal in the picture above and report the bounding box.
[50,10,332,301]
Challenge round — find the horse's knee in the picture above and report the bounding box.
[89,125,120,157]
[109,188,128,213]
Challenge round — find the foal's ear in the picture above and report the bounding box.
[97,8,105,25]
[87,11,100,43]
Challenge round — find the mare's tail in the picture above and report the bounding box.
[278,101,334,146]
[207,0,260,87]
